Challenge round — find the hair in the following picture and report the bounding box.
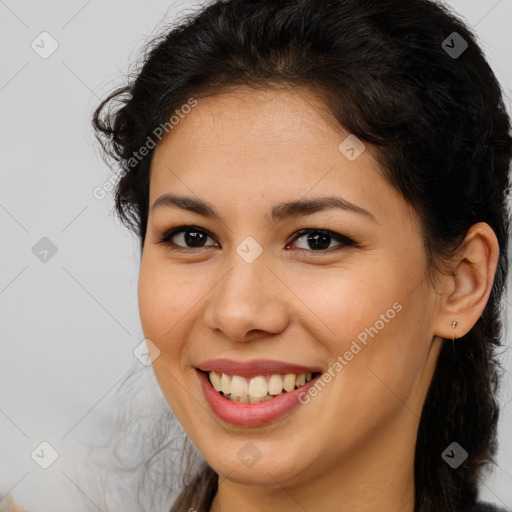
[92,0,512,511]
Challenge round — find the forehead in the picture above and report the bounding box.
[167,85,344,146]
[148,85,406,224]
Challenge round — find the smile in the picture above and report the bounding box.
[207,371,316,403]
[195,359,323,427]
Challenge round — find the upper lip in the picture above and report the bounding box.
[196,358,322,377]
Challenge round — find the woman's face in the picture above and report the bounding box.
[138,85,444,489]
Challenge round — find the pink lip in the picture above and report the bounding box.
[196,368,321,427]
[197,358,322,377]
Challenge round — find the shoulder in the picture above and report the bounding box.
[469,503,511,512]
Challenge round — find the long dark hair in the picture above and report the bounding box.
[92,1,512,511]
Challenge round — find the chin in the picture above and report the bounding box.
[201,439,312,487]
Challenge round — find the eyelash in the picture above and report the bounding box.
[156,225,356,254]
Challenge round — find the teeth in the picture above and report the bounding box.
[230,375,248,397]
[282,373,296,392]
[250,394,273,403]
[249,376,268,397]
[209,371,222,392]
[268,374,283,395]
[208,371,315,402]
[220,373,232,394]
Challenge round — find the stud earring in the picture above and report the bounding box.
[451,320,459,347]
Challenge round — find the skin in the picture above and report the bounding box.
[137,85,499,512]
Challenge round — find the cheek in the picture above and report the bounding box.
[138,266,177,342]
[137,258,201,419]
[292,259,431,393]
[137,256,202,342]
[323,291,433,428]
[288,263,400,346]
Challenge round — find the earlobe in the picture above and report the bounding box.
[434,222,499,340]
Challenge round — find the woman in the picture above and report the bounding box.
[89,0,511,511]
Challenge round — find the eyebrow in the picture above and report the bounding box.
[152,193,377,223]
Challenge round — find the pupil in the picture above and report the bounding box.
[308,232,330,250]
[185,230,206,247]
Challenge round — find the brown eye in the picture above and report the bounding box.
[158,226,218,250]
[289,229,354,252]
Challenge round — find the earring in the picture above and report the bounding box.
[451,320,459,347]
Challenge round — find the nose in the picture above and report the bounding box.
[203,256,291,343]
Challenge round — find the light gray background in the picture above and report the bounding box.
[1,1,511,511]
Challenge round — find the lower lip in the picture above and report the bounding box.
[197,370,320,427]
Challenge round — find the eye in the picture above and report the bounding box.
[287,229,355,252]
[157,226,355,254]
[157,225,219,250]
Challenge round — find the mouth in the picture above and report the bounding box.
[201,370,320,404]
[195,361,322,428]
[195,359,323,427]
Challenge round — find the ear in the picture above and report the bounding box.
[434,222,500,340]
